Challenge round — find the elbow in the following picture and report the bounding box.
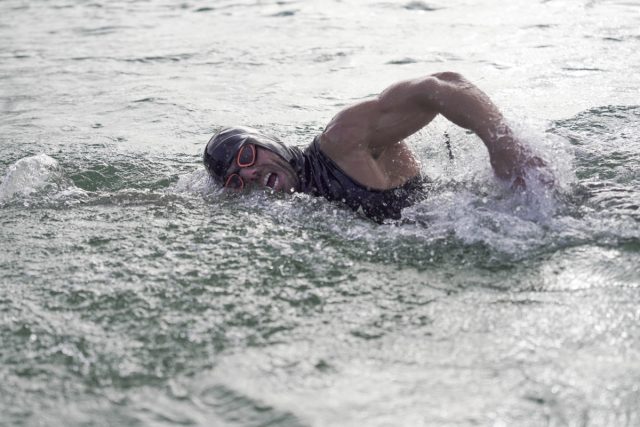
[419,71,473,99]
[414,71,469,109]
[430,71,466,84]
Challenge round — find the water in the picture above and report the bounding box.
[1,0,639,425]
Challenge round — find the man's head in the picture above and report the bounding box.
[203,126,300,193]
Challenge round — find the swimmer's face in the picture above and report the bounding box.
[224,144,300,193]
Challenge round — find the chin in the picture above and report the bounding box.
[276,184,292,193]
[276,176,297,193]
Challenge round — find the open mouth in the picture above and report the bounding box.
[264,172,279,189]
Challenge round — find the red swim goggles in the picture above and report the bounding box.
[224,144,256,190]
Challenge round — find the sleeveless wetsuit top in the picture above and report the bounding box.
[293,136,425,223]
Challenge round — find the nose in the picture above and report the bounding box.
[238,166,259,183]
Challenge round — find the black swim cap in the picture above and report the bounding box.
[203,126,299,184]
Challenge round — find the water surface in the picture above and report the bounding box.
[1,0,639,426]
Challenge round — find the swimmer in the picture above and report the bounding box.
[204,71,548,222]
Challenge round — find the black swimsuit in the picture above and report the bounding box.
[293,137,426,223]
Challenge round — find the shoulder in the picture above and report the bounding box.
[316,130,419,190]
[318,102,375,160]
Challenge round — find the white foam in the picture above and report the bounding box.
[0,154,88,206]
[172,169,216,195]
[0,154,62,201]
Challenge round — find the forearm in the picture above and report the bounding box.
[418,72,528,179]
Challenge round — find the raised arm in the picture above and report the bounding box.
[322,72,541,182]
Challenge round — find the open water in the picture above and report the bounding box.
[1,0,639,426]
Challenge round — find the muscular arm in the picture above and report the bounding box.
[323,72,540,181]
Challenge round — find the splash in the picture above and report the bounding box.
[1,154,60,200]
[0,154,84,206]
[173,168,215,196]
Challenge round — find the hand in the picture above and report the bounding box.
[510,155,555,191]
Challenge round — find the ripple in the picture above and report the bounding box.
[269,10,297,17]
[550,105,640,184]
[386,57,419,65]
[561,66,606,72]
[122,53,195,64]
[194,6,215,13]
[403,1,441,11]
[73,26,131,36]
